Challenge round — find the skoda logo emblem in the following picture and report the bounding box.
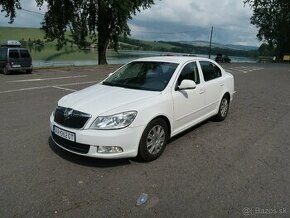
[64,108,73,120]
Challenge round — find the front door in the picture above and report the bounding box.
[172,61,206,134]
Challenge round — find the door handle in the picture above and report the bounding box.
[220,83,224,86]
[199,89,205,94]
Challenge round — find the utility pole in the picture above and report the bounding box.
[209,26,213,59]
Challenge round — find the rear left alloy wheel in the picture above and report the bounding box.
[215,95,230,121]
[138,118,169,162]
[3,67,9,75]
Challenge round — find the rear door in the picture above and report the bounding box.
[8,49,21,68]
[198,61,224,114]
[19,49,32,67]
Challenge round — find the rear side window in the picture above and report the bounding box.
[9,50,20,59]
[200,61,221,81]
[177,62,200,86]
[20,50,31,58]
[0,49,6,60]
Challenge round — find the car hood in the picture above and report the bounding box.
[58,84,160,116]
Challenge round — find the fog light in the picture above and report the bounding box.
[97,146,123,153]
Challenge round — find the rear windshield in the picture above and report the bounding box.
[20,50,31,58]
[9,50,20,59]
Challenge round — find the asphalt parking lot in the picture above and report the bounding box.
[0,63,290,217]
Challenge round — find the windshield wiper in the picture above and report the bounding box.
[102,81,115,86]
[102,81,129,88]
[103,81,158,91]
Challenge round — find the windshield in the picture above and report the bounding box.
[103,61,178,91]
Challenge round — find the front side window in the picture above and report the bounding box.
[200,61,221,81]
[177,62,200,86]
[103,61,178,91]
[9,50,20,59]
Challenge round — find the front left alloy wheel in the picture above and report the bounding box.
[138,118,169,162]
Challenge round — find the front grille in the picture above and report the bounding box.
[54,106,91,129]
[52,132,90,154]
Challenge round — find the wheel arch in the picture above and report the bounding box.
[149,115,172,138]
[223,92,230,102]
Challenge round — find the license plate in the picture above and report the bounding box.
[12,65,21,68]
[53,126,75,142]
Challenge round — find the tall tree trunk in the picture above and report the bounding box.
[98,39,109,65]
[97,0,110,65]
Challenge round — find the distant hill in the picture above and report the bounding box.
[225,44,258,51]
[179,40,258,51]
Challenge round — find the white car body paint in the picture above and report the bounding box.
[50,56,235,159]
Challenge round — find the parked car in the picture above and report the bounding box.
[215,54,231,63]
[0,40,33,75]
[50,56,235,161]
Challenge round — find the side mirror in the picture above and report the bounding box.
[177,79,197,90]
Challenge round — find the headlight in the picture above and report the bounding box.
[90,111,137,130]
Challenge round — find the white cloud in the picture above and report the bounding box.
[130,0,259,46]
[0,0,259,46]
[134,0,252,27]
[0,0,46,27]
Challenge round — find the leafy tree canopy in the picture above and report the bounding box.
[0,0,21,23]
[244,0,290,57]
[1,0,155,64]
[258,43,275,56]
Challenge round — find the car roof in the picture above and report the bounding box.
[132,56,212,64]
[7,47,28,50]
[0,47,28,50]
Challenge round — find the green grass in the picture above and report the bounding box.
[0,26,179,61]
[119,42,139,49]
[0,26,45,41]
[29,47,97,61]
[0,26,98,61]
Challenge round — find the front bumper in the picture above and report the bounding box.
[49,114,145,159]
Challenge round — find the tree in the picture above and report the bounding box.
[1,0,155,64]
[258,43,274,56]
[244,0,290,58]
[0,0,21,23]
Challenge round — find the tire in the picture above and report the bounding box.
[215,95,230,121]
[3,66,9,75]
[138,118,169,162]
[26,69,32,74]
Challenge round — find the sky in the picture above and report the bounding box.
[0,0,260,46]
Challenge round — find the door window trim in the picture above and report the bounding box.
[199,61,222,82]
[174,61,201,90]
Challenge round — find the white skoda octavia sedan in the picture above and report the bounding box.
[50,56,234,161]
